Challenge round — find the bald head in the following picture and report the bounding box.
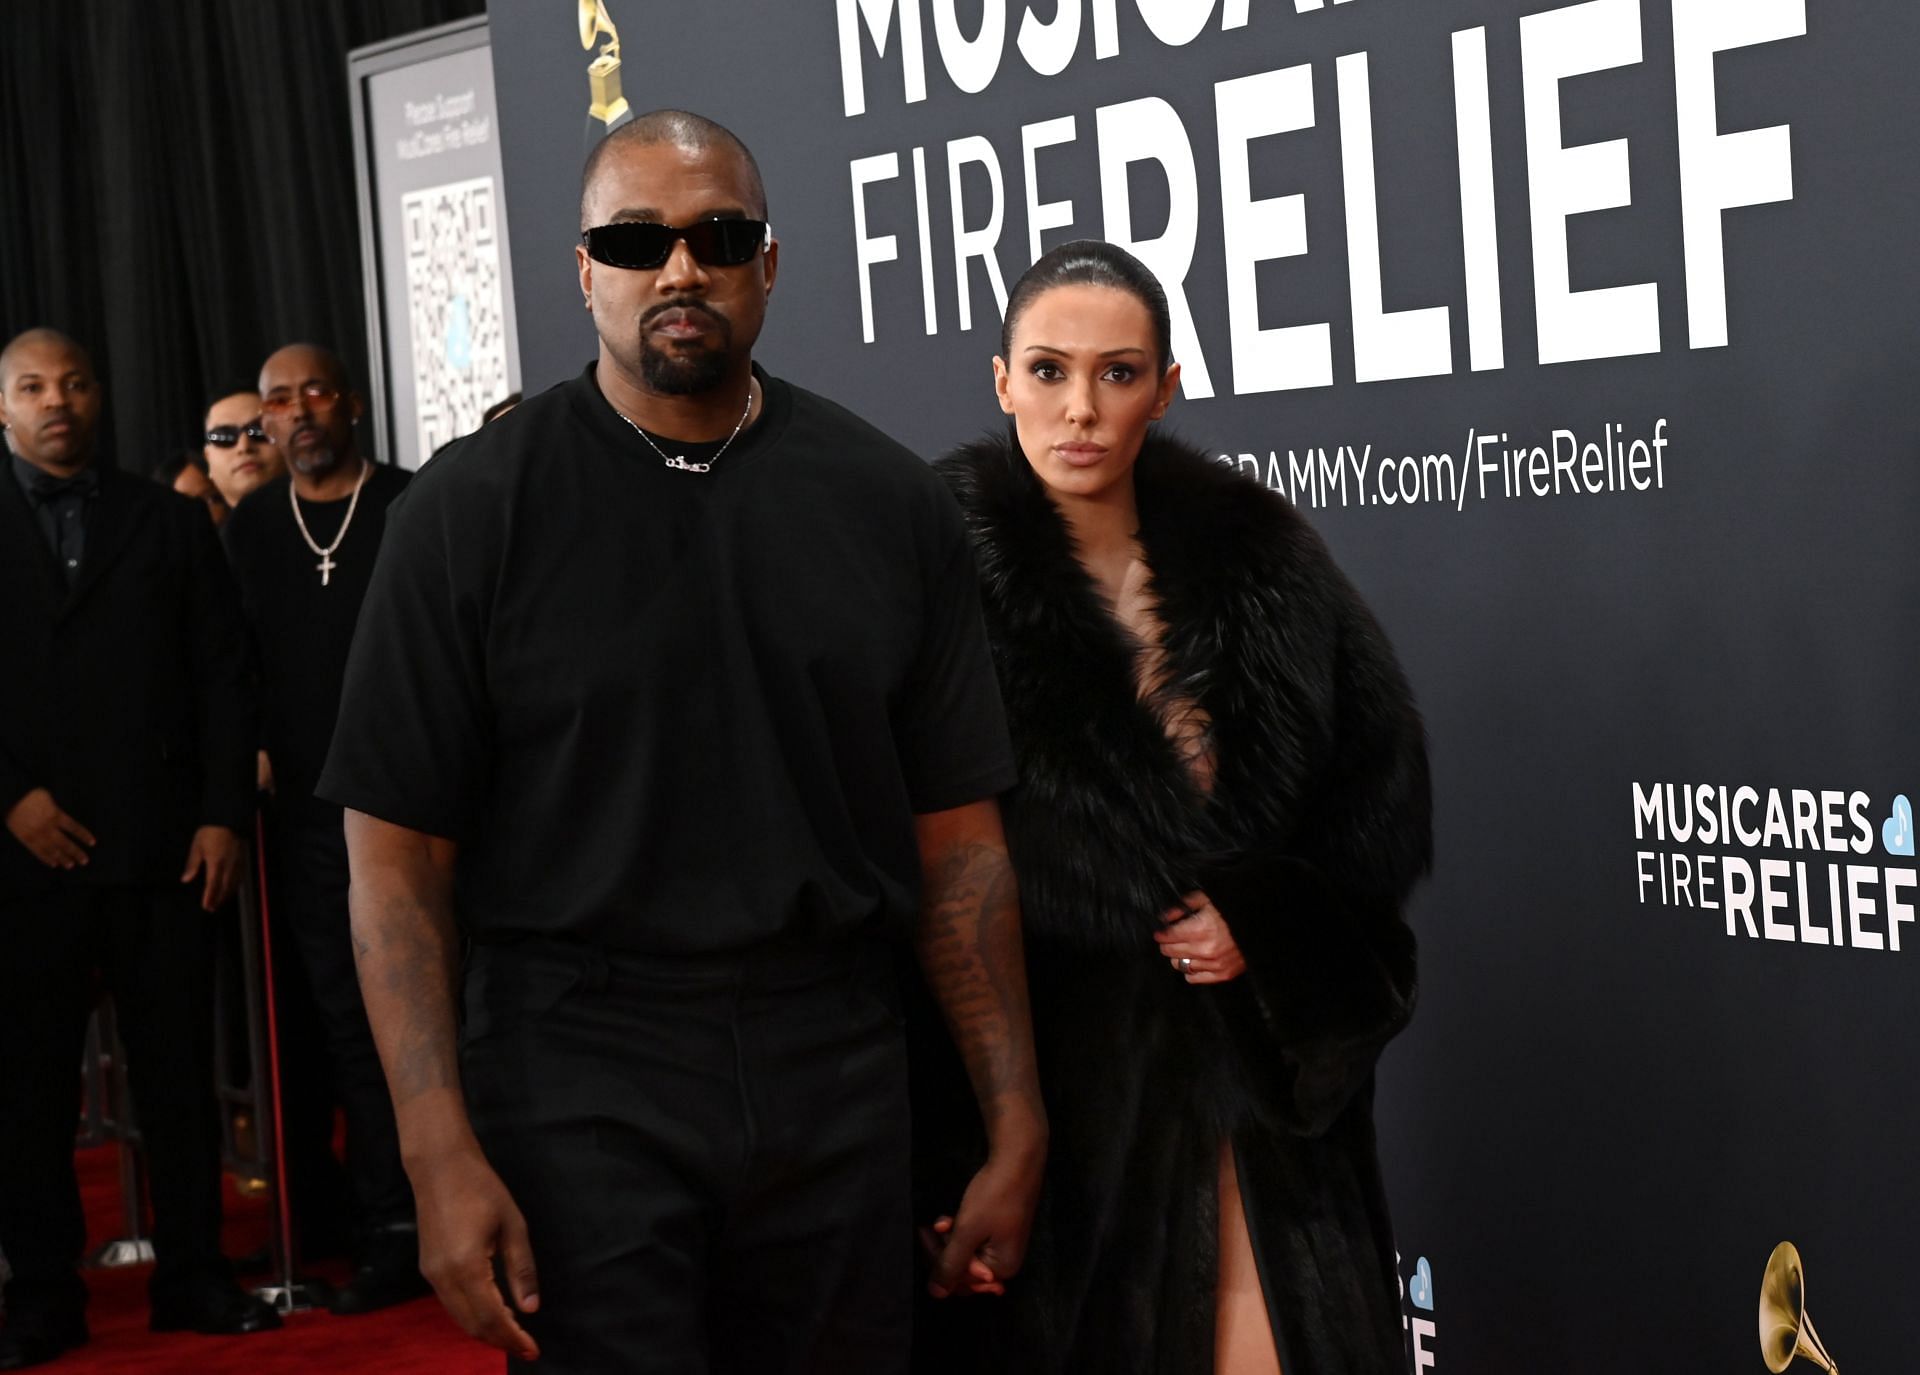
[0,328,102,471]
[580,110,767,229]
[0,328,91,390]
[259,343,350,395]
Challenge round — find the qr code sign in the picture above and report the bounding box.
[402,175,510,461]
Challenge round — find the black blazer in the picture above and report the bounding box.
[0,463,253,895]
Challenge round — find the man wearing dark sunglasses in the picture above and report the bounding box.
[320,110,1046,1374]
[200,389,284,512]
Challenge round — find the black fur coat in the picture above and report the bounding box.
[911,429,1432,1375]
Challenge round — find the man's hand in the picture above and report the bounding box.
[1153,890,1247,984]
[180,824,243,910]
[343,812,507,1353]
[913,800,1048,1298]
[413,1145,541,1363]
[5,788,96,869]
[923,1134,1045,1298]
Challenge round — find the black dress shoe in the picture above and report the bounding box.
[148,1275,282,1335]
[328,1225,431,1316]
[0,1309,88,1370]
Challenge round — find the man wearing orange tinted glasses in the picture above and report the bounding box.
[223,344,418,1315]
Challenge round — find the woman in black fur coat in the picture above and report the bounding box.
[913,241,1431,1375]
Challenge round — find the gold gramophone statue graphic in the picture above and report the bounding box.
[1759,1242,1839,1373]
[580,0,630,128]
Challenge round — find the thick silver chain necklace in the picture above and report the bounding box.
[614,380,756,474]
[288,458,370,586]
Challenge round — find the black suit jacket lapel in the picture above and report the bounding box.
[62,469,151,618]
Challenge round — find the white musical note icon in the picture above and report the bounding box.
[1885,795,1914,857]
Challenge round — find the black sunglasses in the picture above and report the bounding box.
[581,219,770,271]
[205,423,269,448]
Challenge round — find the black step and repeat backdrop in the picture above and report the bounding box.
[487,0,1919,1367]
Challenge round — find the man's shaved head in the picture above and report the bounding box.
[580,110,768,229]
[0,328,103,471]
[0,328,92,389]
[259,342,351,394]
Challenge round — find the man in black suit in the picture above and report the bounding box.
[0,329,279,1369]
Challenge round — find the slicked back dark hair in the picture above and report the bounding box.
[579,110,768,228]
[1000,240,1173,375]
[204,383,260,415]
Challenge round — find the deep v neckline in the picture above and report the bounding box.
[939,426,1345,950]
[1097,547,1218,799]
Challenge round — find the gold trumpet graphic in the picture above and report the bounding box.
[1759,1242,1839,1374]
[579,0,630,126]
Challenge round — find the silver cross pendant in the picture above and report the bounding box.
[317,553,336,586]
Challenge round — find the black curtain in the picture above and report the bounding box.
[0,0,485,473]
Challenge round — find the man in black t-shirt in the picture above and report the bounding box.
[223,344,423,1314]
[319,111,1047,1373]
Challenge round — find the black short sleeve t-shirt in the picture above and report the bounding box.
[222,464,411,820]
[318,365,1016,954]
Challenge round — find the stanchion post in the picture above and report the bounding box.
[248,811,330,1314]
[83,999,156,1269]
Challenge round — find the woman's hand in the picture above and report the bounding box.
[918,1215,1007,1297]
[920,1124,1045,1299]
[1153,890,1247,984]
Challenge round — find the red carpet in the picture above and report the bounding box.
[44,1146,496,1374]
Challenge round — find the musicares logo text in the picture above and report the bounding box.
[1632,783,1917,950]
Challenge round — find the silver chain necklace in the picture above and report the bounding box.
[288,458,371,586]
[613,380,756,474]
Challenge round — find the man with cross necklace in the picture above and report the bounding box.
[220,343,422,1313]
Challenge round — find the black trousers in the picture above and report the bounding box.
[462,939,913,1375]
[271,810,412,1232]
[258,876,355,1251]
[213,852,351,1256]
[0,882,224,1316]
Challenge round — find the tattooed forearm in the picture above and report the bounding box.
[351,887,461,1104]
[343,809,476,1165]
[915,831,1045,1139]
